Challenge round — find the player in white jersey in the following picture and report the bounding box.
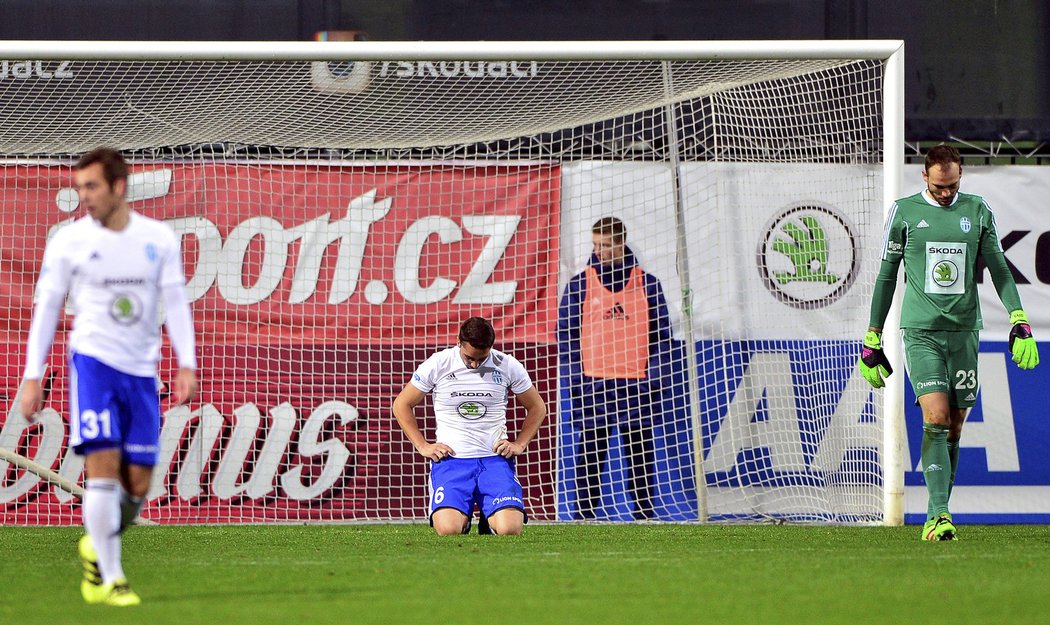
[19,147,198,607]
[393,317,546,535]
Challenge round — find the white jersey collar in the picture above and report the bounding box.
[921,189,958,207]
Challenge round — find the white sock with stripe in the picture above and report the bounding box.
[84,478,125,584]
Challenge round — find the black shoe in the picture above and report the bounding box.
[477,513,494,535]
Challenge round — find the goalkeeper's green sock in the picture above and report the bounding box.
[928,437,961,518]
[921,424,952,518]
[947,437,960,498]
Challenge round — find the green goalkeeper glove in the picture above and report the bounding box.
[1008,310,1039,370]
[858,330,893,389]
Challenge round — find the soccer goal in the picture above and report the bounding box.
[0,40,904,526]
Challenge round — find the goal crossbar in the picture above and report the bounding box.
[0,39,904,62]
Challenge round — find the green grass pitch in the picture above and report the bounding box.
[2,524,1049,625]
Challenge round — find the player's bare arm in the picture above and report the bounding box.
[21,273,67,422]
[392,382,455,461]
[18,378,43,420]
[493,385,546,458]
[172,368,198,405]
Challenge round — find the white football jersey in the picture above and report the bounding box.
[410,346,534,458]
[35,212,187,377]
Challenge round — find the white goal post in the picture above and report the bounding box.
[0,39,904,525]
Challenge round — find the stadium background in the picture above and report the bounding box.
[2,0,1048,149]
[0,1,1047,524]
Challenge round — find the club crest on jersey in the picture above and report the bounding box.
[109,292,143,325]
[145,243,158,262]
[960,217,971,233]
[492,370,503,385]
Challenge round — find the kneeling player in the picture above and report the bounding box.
[393,317,546,535]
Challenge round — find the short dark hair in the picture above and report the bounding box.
[75,147,128,187]
[592,216,626,243]
[924,144,962,173]
[458,317,495,350]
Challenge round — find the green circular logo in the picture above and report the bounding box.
[457,402,487,420]
[933,260,959,287]
[109,293,142,325]
[757,204,858,310]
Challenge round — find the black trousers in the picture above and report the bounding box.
[575,422,656,520]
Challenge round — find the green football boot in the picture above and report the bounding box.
[920,517,938,541]
[922,513,958,541]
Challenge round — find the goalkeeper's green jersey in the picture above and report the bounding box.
[868,189,1022,331]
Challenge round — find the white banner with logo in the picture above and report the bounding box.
[560,162,1049,523]
[680,162,880,339]
[559,162,882,522]
[561,162,881,340]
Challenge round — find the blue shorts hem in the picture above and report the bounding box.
[73,441,121,457]
[430,504,471,519]
[487,504,528,524]
[73,441,158,466]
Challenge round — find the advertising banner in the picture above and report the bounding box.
[0,162,560,524]
[3,161,1047,524]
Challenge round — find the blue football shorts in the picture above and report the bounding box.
[69,353,162,466]
[429,456,525,520]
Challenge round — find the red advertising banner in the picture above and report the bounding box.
[0,162,560,524]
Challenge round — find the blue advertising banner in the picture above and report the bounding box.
[557,338,1049,524]
[904,341,1050,524]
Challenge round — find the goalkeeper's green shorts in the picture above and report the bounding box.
[902,329,980,408]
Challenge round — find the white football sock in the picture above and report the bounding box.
[84,478,125,584]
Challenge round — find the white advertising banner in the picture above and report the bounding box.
[680,162,882,340]
[560,162,1049,523]
[562,162,884,341]
[559,161,885,522]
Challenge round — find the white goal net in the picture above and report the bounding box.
[0,40,903,525]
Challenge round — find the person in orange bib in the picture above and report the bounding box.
[558,216,675,520]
